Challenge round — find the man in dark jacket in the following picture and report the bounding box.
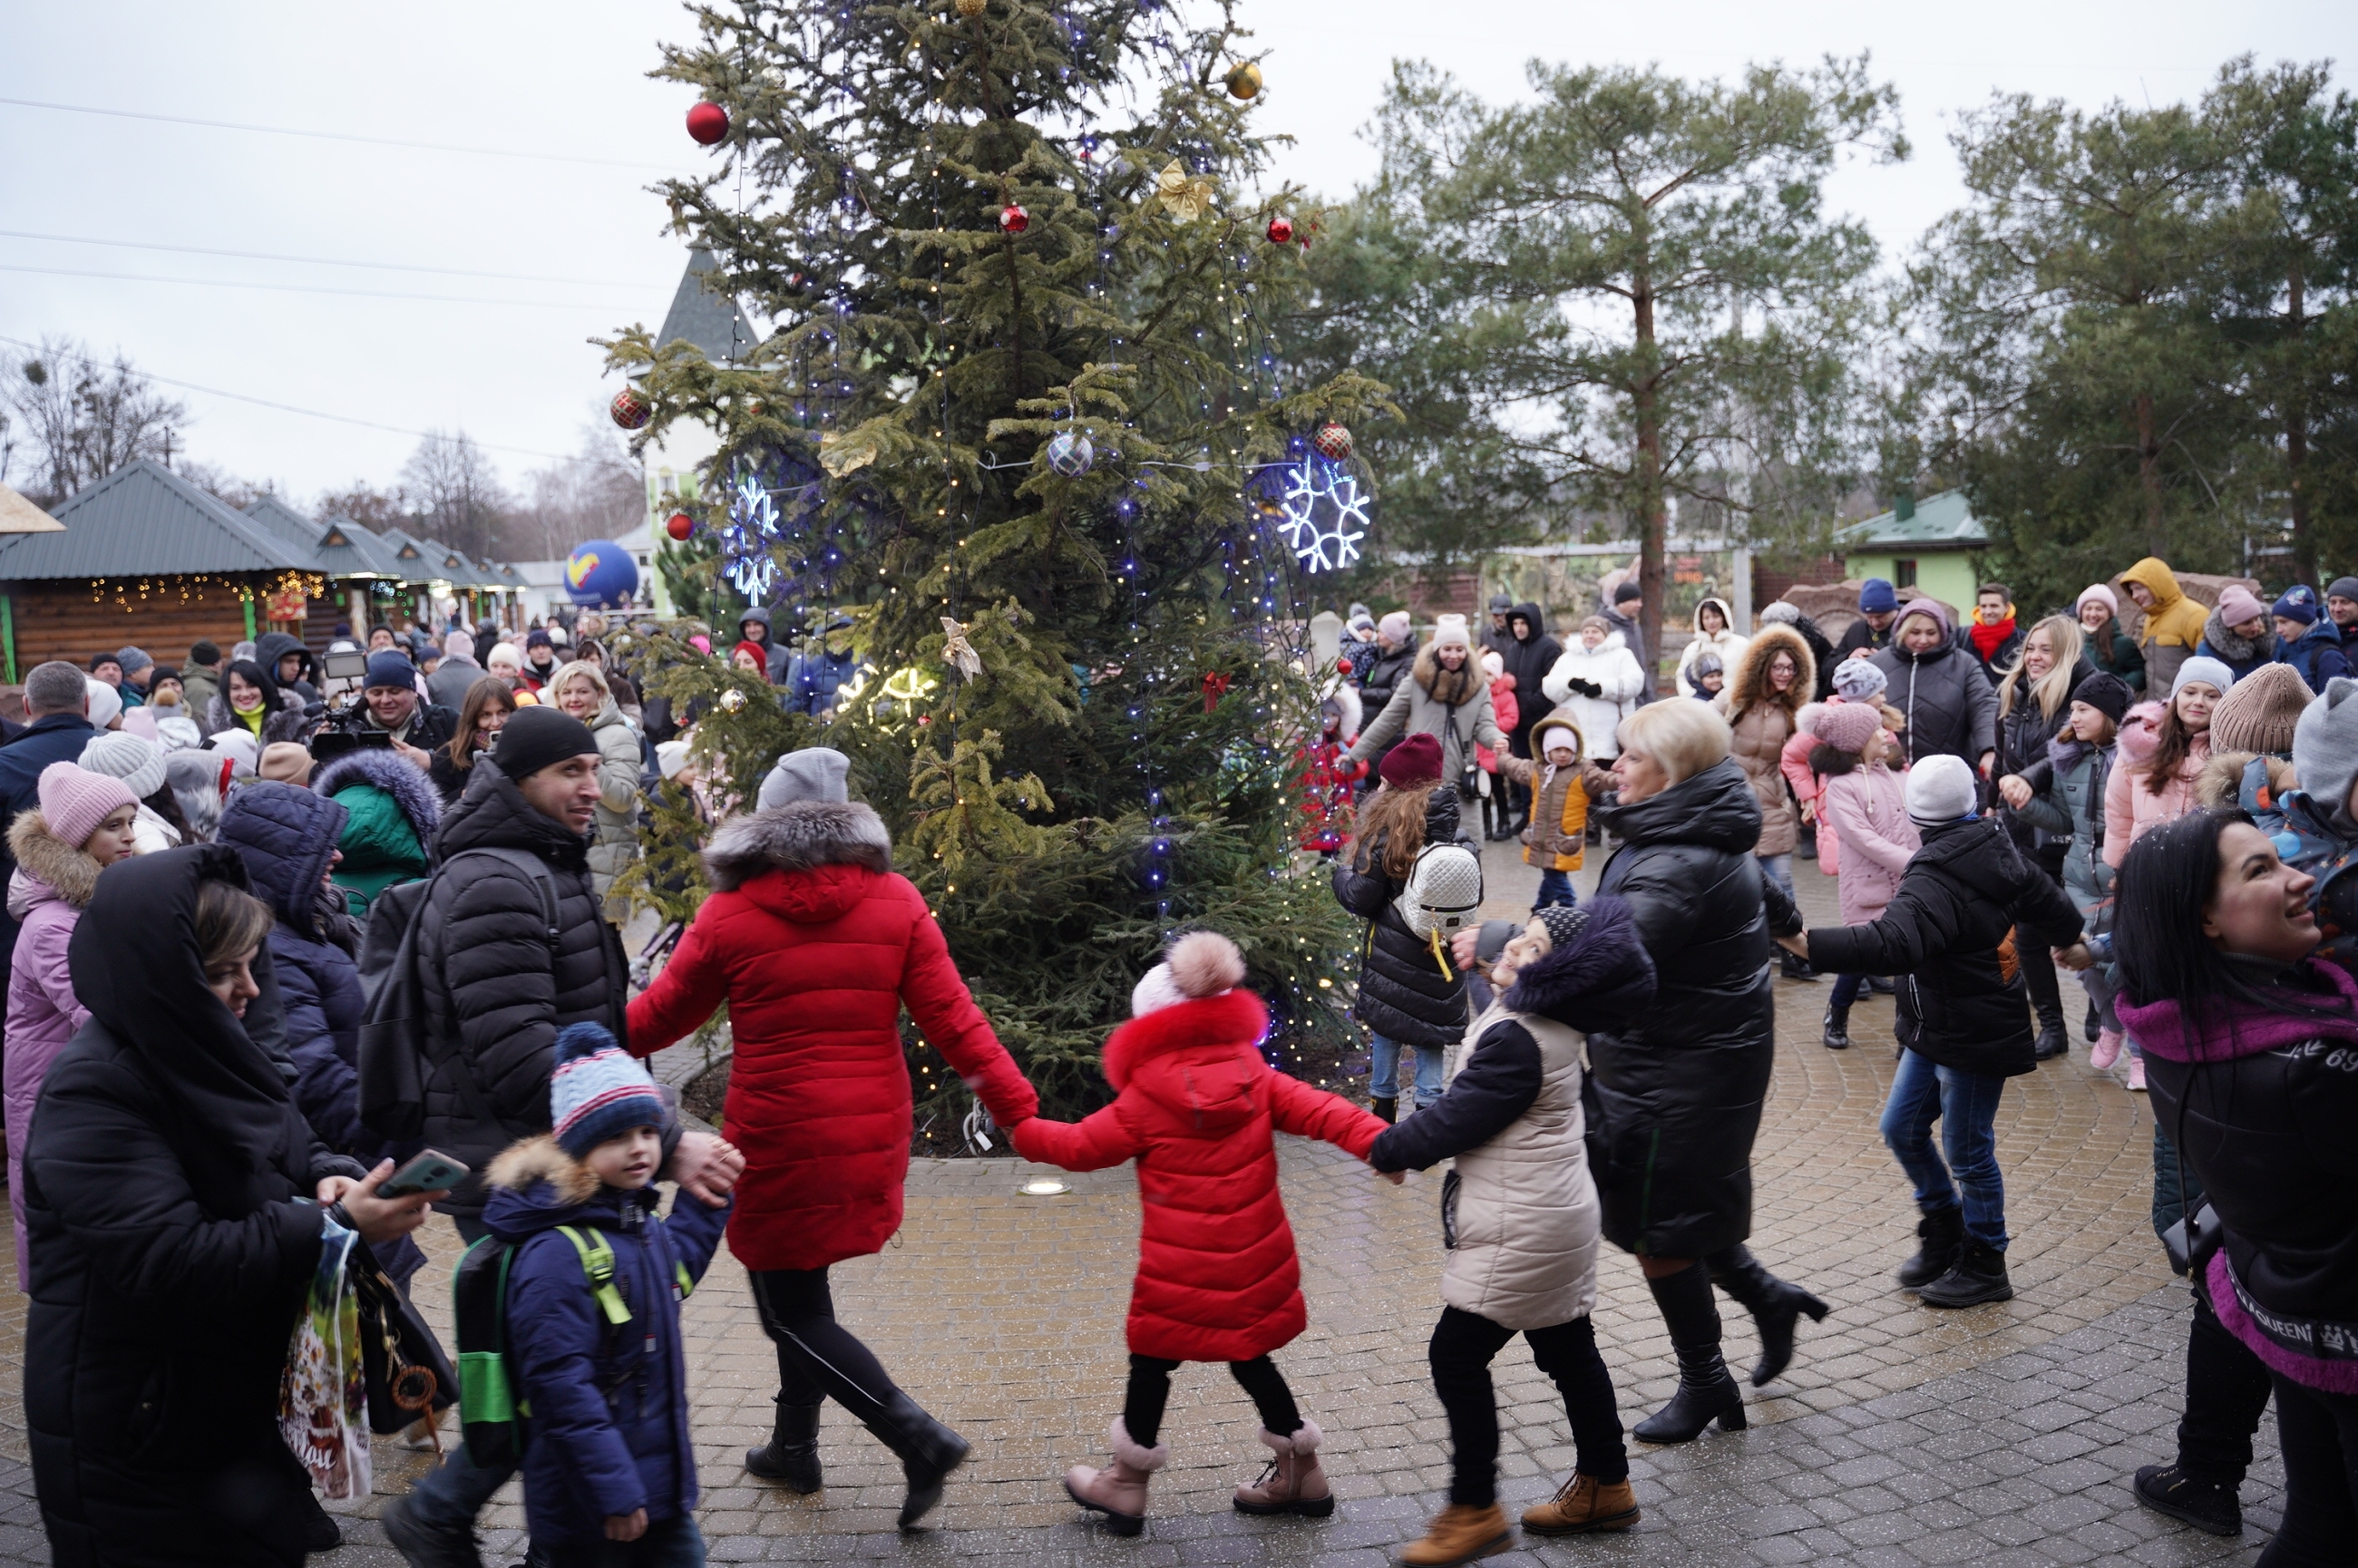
[317,650,457,770]
[426,630,488,712]
[254,631,318,706]
[1836,578,1901,658]
[785,614,866,716]
[385,705,743,1566]
[1795,756,2087,1310]
[737,605,794,684]
[2326,576,2358,655]
[1479,592,1517,662]
[1600,581,1652,706]
[0,662,98,993]
[1498,605,1562,826]
[1871,599,1999,775]
[180,639,223,716]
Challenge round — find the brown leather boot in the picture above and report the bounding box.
[1063,1418,1167,1537]
[1395,1502,1514,1566]
[1520,1472,1640,1535]
[1231,1419,1332,1517]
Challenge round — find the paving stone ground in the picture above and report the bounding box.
[0,849,2283,1563]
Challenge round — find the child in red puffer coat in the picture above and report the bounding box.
[1009,932,1393,1537]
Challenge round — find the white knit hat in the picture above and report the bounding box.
[1130,931,1247,1018]
[77,731,166,802]
[1432,614,1471,651]
[1905,754,1979,826]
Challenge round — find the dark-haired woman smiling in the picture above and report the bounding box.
[2113,811,2358,1563]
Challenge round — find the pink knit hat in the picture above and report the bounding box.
[37,761,136,849]
[1811,701,1885,756]
[2214,585,2266,628]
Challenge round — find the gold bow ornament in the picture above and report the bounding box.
[940,617,982,682]
[1149,159,1215,223]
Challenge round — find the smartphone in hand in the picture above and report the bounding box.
[377,1149,470,1198]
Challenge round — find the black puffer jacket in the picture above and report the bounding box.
[420,762,628,1213]
[1357,635,1418,722]
[1333,788,1474,1050]
[23,846,364,1566]
[1872,629,1998,767]
[1808,817,2082,1078]
[1994,668,2088,865]
[1584,759,1798,1257]
[1499,604,1564,756]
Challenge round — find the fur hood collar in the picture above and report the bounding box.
[482,1134,657,1239]
[2197,749,2295,810]
[706,800,892,891]
[313,746,444,843]
[1411,643,1483,706]
[1101,988,1269,1094]
[1502,894,1656,1032]
[487,1134,601,1203]
[7,810,102,916]
[1724,624,1815,720]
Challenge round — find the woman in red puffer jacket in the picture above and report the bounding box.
[1010,931,1392,1536]
[627,753,1038,1529]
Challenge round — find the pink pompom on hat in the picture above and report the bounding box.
[1131,930,1249,1018]
[36,761,136,849]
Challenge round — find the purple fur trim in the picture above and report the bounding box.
[2207,1251,2358,1397]
[2116,959,2358,1063]
[1503,892,1656,1030]
[312,747,443,845]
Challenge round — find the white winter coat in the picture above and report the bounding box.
[1673,597,1750,686]
[1440,1004,1602,1329]
[1539,634,1648,759]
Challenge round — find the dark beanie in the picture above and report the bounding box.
[494,706,599,782]
[1379,731,1444,787]
[1613,580,1643,606]
[365,650,417,689]
[190,640,220,666]
[2069,670,2132,725]
[2330,577,2358,605]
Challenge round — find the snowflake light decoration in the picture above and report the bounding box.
[723,472,782,600]
[1275,457,1368,573]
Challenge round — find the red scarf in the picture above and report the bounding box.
[1968,613,2016,663]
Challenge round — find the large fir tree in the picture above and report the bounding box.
[607,0,1386,1132]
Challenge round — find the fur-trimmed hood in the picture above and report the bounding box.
[481,1131,665,1246]
[1410,641,1484,706]
[705,799,892,892]
[5,809,103,921]
[1099,987,1270,1118]
[1724,624,1816,721]
[485,1132,602,1205]
[1502,894,1656,1032]
[313,745,443,846]
[2197,749,2296,810]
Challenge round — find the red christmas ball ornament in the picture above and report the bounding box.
[999,202,1029,235]
[609,387,653,431]
[1312,421,1354,461]
[665,511,696,542]
[686,102,729,146]
[1265,215,1294,246]
[1336,656,1353,675]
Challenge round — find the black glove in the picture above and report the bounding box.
[1568,678,1602,698]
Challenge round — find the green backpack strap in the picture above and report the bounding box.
[676,1261,694,1300]
[556,1225,632,1327]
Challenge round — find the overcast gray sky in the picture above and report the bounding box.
[3,0,2351,506]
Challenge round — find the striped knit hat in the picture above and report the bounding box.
[550,1023,666,1159]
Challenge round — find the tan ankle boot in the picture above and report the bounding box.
[1520,1472,1640,1535]
[1232,1418,1333,1518]
[1396,1502,1514,1566]
[1063,1418,1167,1537]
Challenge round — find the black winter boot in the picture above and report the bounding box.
[1778,950,1819,982]
[2133,1464,2243,1537]
[1370,1096,1398,1125]
[1897,1205,1966,1290]
[1705,1244,1830,1387]
[1821,1002,1851,1051]
[1632,1264,1746,1443]
[746,1398,823,1492]
[1917,1240,2014,1308]
[2085,998,2102,1043]
[862,1390,971,1529]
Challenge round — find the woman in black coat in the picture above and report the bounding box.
[1583,699,1824,1443]
[20,846,436,1566]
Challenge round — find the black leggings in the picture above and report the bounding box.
[2178,1290,2273,1486]
[1430,1307,1626,1507]
[749,1267,905,1424]
[1123,1354,1301,1448]
[2259,1371,2358,1567]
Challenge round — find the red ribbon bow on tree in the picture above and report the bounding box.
[1201,671,1232,712]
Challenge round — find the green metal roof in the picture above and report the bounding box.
[310,516,404,579]
[1839,488,1986,550]
[0,459,317,581]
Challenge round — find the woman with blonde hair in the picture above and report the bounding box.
[1584,700,1824,1441]
[1993,614,2090,1060]
[546,660,643,909]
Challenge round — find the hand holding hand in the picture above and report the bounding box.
[2053,942,2096,972]
[1774,930,1810,959]
[605,1509,648,1543]
[334,1159,442,1247]
[1998,775,2032,811]
[667,1130,745,1206]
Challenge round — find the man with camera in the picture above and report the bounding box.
[317,649,457,770]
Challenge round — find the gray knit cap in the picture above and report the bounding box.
[757,747,851,809]
[2295,678,2358,819]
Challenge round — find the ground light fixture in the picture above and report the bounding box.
[1018,1175,1071,1196]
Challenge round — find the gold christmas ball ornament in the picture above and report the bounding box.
[718,687,748,713]
[1224,62,1262,101]
[956,0,986,15]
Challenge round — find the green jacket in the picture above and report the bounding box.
[329,783,430,914]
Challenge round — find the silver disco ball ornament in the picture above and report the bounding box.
[1047,431,1096,477]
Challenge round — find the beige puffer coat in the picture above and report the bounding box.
[1715,624,1815,859]
[584,696,643,904]
[1438,1004,1601,1330]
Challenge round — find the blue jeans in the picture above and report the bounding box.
[545,1517,706,1567]
[1880,1047,2010,1251]
[1830,972,1865,1009]
[1533,870,1578,911]
[1757,852,1795,898]
[1369,1032,1444,1107]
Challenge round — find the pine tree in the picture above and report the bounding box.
[607,0,1387,1132]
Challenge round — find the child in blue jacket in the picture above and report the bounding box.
[482,1024,732,1564]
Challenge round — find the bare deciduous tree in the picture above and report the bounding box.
[400,429,511,560]
[507,423,644,560]
[1,336,189,506]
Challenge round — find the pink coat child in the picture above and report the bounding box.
[1784,657,1898,877]
[3,763,141,1282]
[2102,700,2206,869]
[1807,702,1919,928]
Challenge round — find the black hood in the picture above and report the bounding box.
[1594,756,1762,854]
[737,605,774,644]
[253,630,314,686]
[1913,815,2035,899]
[437,753,591,867]
[68,844,294,1186]
[1510,602,1546,643]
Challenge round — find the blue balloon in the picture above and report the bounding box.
[565,539,639,607]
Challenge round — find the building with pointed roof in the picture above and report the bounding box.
[636,248,761,615]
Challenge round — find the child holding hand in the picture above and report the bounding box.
[1496,712,1611,912]
[1010,933,1395,1536]
[1808,702,1917,1051]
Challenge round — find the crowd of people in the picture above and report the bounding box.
[7,559,2358,1565]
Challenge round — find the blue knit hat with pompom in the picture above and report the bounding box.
[550,1023,666,1160]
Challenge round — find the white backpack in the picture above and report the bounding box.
[1394,840,1485,946]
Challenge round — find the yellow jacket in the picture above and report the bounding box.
[2120,559,2210,651]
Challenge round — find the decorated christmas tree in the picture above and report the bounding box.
[607,0,1389,1132]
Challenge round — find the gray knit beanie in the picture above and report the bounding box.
[757,747,851,809]
[2294,678,2358,819]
